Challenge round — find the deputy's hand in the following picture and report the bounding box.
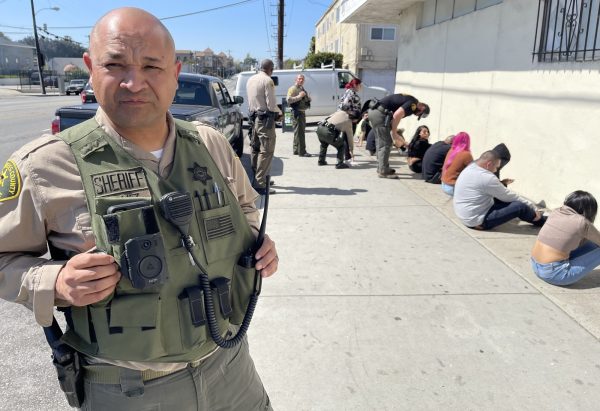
[534,210,542,221]
[55,252,121,306]
[255,234,278,278]
[299,91,306,98]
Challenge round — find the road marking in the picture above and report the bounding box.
[41,129,50,132]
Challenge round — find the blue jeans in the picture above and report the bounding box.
[441,183,454,196]
[482,200,541,230]
[531,241,600,286]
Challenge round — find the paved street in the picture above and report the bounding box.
[0,92,599,410]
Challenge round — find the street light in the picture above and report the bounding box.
[29,1,59,95]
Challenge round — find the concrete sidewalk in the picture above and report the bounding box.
[1,122,599,410]
[247,124,600,410]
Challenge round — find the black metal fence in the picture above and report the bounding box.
[533,0,600,62]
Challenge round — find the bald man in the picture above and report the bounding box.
[0,8,275,410]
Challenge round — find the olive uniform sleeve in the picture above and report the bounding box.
[0,139,69,327]
[286,85,302,104]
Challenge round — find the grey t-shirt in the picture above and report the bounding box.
[453,163,534,227]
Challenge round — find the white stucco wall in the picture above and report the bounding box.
[395,0,600,208]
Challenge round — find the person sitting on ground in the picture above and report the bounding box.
[441,132,473,196]
[531,191,600,286]
[492,143,513,186]
[453,150,546,230]
[421,134,454,184]
[316,110,359,169]
[407,125,432,174]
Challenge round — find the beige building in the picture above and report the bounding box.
[315,0,400,92]
[342,0,600,208]
[176,48,234,78]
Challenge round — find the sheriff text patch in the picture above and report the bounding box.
[92,168,148,197]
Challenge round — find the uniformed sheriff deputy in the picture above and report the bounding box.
[0,8,278,410]
[246,59,282,195]
[286,74,312,157]
[368,94,430,179]
[316,110,359,169]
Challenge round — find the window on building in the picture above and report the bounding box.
[335,39,339,53]
[370,27,396,40]
[435,0,454,23]
[454,0,476,17]
[418,0,501,28]
[336,7,340,22]
[533,0,600,62]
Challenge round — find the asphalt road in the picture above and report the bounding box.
[0,94,79,163]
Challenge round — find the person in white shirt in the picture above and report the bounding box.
[453,150,546,230]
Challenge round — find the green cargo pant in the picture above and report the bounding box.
[292,111,306,155]
[253,118,276,188]
[80,336,272,411]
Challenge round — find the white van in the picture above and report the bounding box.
[232,68,389,119]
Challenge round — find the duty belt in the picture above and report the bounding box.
[375,104,391,115]
[83,355,208,384]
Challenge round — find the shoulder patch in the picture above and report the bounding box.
[0,160,22,202]
[410,103,417,112]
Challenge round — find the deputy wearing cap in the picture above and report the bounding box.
[0,7,277,409]
[367,94,430,179]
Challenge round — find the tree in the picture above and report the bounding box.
[304,52,343,69]
[0,32,12,42]
[19,36,86,60]
[284,58,302,69]
[242,53,258,70]
[308,36,315,55]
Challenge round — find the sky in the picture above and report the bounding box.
[0,0,331,61]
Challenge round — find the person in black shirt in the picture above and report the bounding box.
[422,134,454,183]
[407,125,432,173]
[367,94,430,179]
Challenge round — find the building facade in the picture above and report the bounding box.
[342,0,600,208]
[315,0,400,92]
[0,36,35,73]
[176,48,234,78]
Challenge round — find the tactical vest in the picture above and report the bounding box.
[288,85,309,111]
[55,119,255,362]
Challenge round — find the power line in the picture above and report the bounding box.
[22,0,258,29]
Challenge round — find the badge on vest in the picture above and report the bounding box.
[0,160,22,202]
[188,162,213,184]
[91,167,148,197]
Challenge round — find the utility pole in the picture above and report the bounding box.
[29,0,46,95]
[277,0,284,69]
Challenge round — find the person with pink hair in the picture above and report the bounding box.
[441,131,473,196]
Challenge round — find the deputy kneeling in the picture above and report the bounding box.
[316,110,360,169]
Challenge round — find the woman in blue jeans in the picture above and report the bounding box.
[531,191,600,286]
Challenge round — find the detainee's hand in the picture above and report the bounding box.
[533,210,542,221]
[501,178,514,186]
[255,234,278,278]
[55,252,121,306]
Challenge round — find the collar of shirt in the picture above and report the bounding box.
[94,107,177,177]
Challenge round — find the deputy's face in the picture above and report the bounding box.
[84,12,181,134]
[296,76,304,85]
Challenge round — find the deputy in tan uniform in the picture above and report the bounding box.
[286,74,312,157]
[246,59,281,195]
[0,7,277,410]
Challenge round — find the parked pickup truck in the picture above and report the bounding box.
[51,73,246,156]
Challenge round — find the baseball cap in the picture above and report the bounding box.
[418,104,430,120]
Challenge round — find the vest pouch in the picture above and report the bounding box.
[230,265,255,325]
[175,293,208,351]
[195,204,245,264]
[89,293,167,361]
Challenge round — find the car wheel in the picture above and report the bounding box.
[66,91,70,95]
[75,91,80,95]
[233,123,244,158]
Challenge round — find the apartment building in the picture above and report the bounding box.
[315,0,400,92]
[341,0,600,208]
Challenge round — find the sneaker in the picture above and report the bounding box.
[335,163,349,169]
[378,173,399,179]
[318,160,327,166]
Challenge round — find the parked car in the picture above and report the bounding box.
[66,79,86,95]
[81,82,96,103]
[52,73,246,156]
[30,73,58,87]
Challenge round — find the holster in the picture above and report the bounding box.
[44,318,84,408]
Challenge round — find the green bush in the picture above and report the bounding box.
[304,52,343,69]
